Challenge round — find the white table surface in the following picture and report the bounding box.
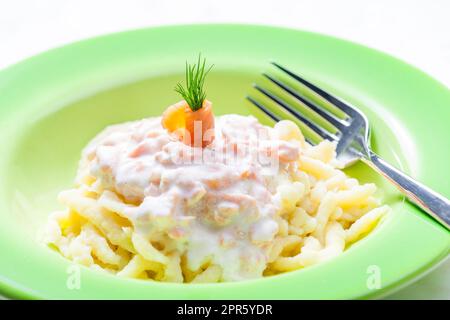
[0,0,448,300]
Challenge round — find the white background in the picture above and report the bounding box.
[0,0,448,299]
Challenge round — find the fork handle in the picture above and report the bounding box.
[363,150,450,230]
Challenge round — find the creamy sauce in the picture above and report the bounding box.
[77,115,300,281]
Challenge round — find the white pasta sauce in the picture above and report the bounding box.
[77,115,302,281]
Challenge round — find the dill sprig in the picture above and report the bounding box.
[175,55,213,111]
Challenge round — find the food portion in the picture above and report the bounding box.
[44,57,389,283]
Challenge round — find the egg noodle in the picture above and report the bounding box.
[44,115,389,283]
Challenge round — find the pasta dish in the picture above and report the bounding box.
[44,57,388,283]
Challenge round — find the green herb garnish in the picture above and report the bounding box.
[175,55,213,112]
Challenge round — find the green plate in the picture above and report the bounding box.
[0,24,448,299]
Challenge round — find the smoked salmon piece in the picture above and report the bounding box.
[162,55,215,148]
[162,99,215,148]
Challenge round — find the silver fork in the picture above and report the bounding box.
[247,62,450,230]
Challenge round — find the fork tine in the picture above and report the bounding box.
[253,84,338,142]
[262,73,348,130]
[271,62,358,118]
[246,95,281,122]
[246,95,315,145]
